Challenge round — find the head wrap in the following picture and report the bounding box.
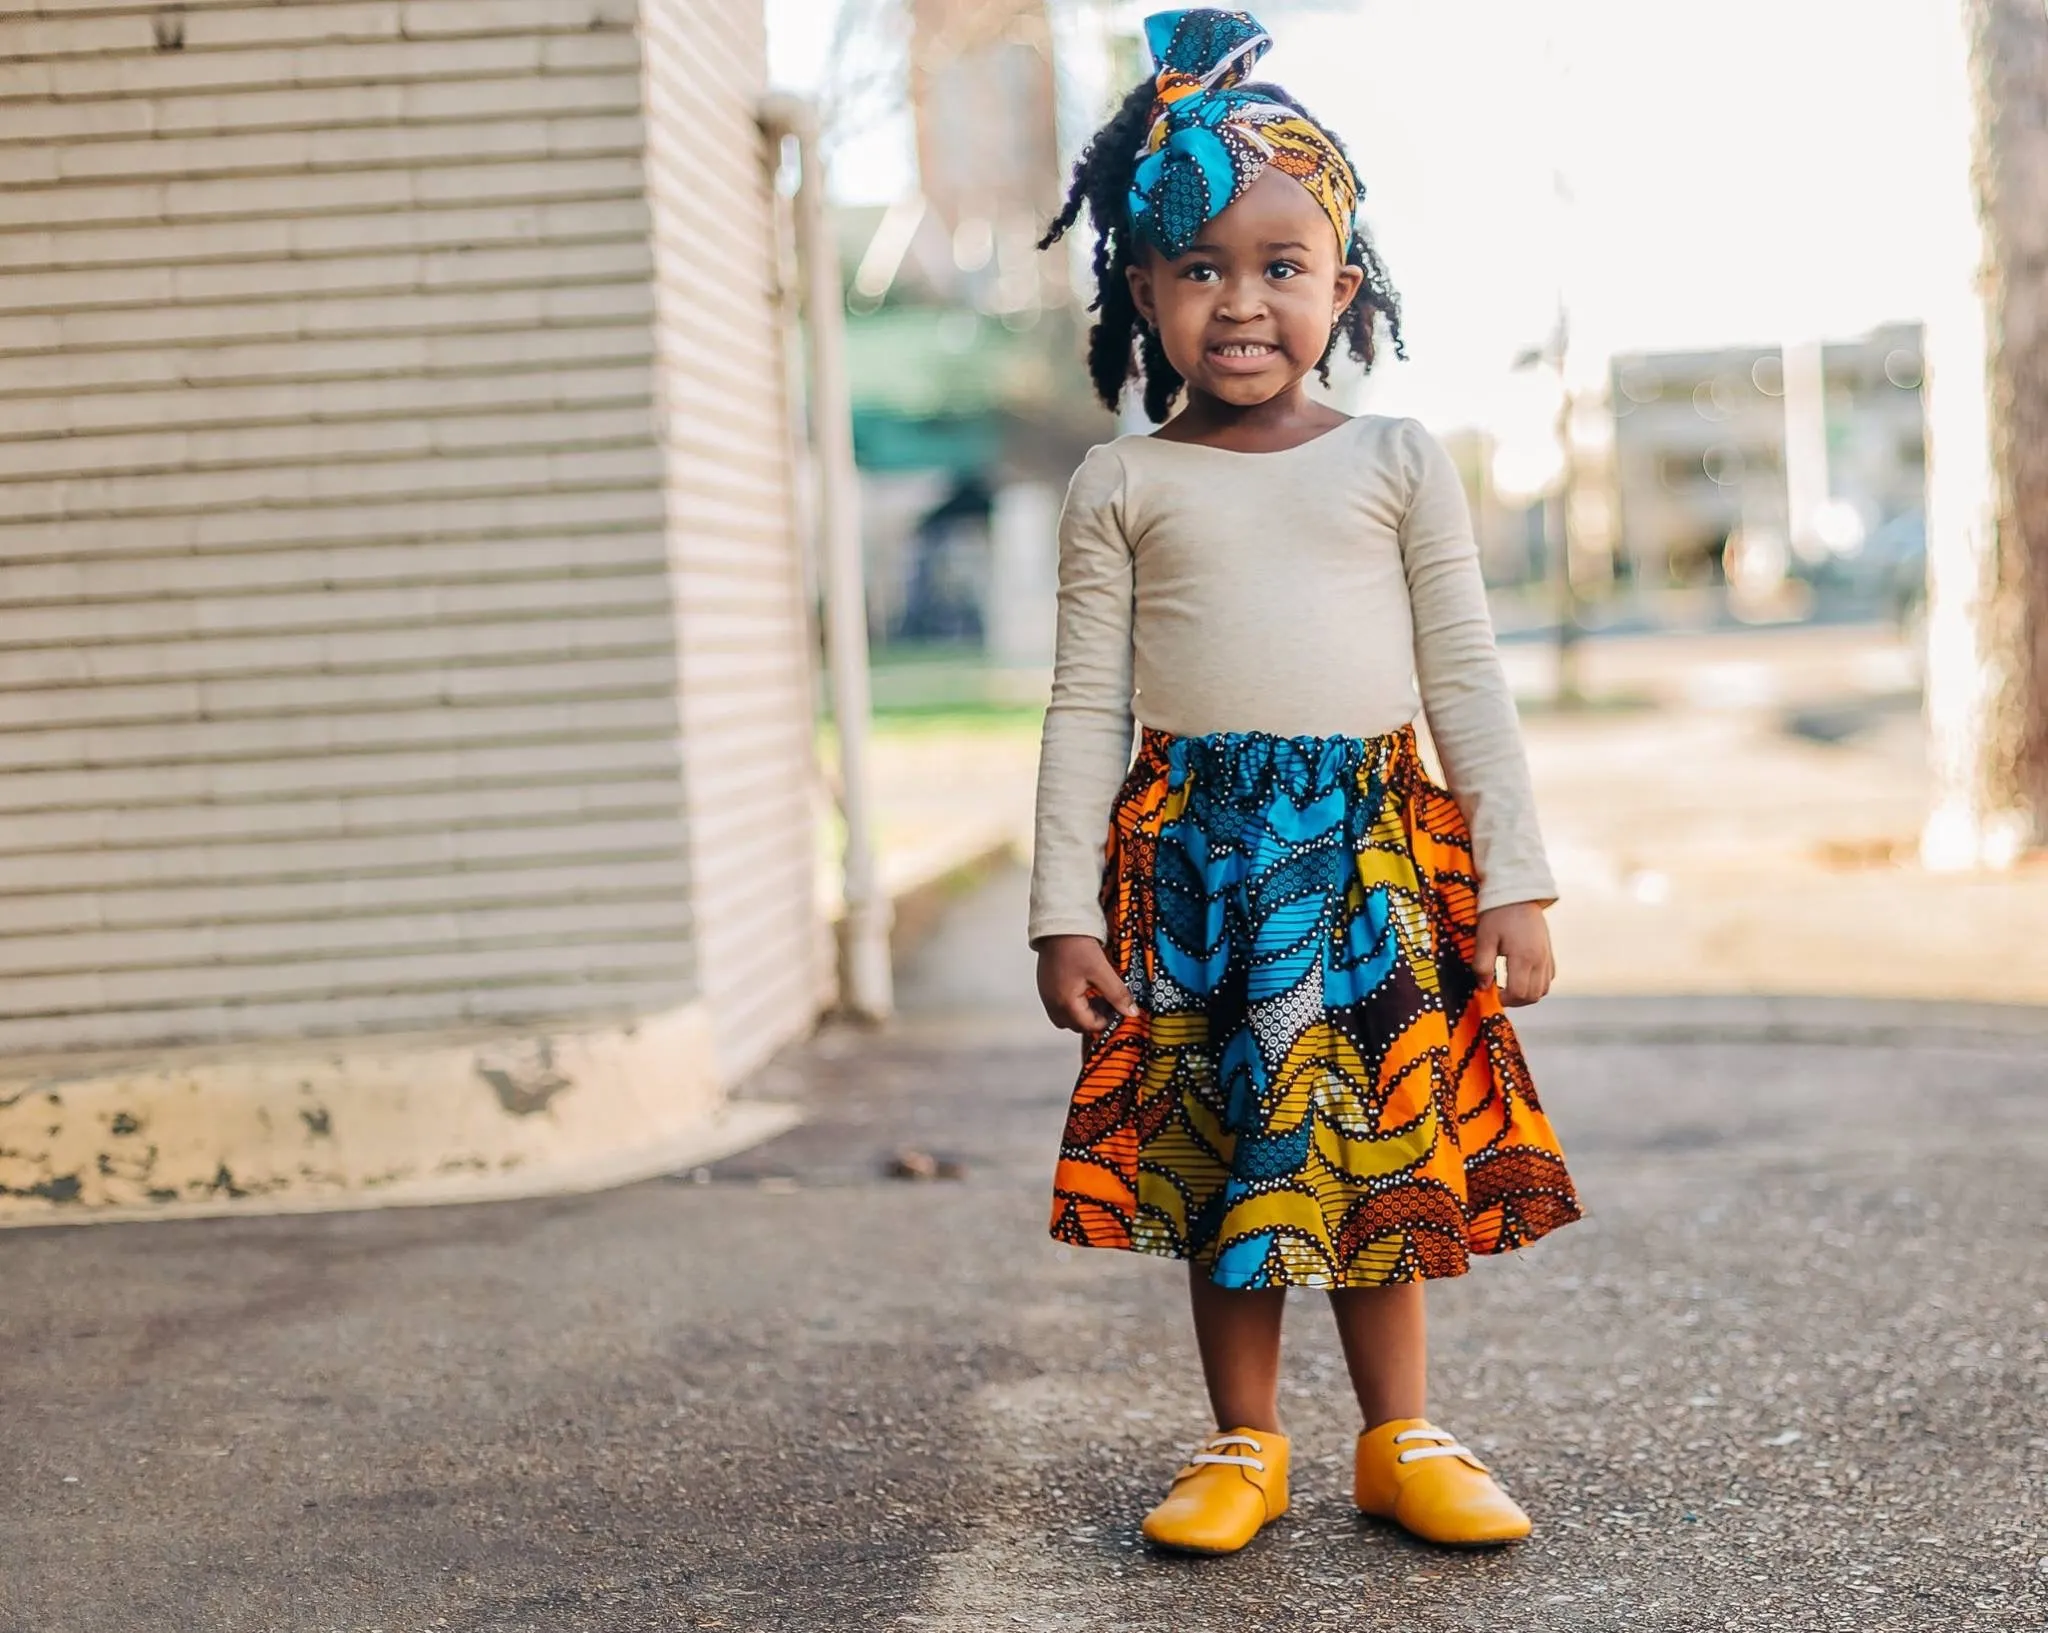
[1127,9,1358,261]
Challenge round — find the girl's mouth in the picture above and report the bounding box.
[1206,340,1281,372]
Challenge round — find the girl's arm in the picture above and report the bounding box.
[1027,446,1138,951]
[1395,421,1558,1002]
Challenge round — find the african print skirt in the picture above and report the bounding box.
[1048,725,1581,1290]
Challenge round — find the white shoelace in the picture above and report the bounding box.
[1185,1432,1266,1472]
[1393,1424,1486,1469]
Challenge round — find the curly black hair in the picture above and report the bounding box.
[1039,76,1405,424]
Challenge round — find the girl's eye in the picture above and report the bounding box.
[1181,264,1220,282]
[1268,261,1302,280]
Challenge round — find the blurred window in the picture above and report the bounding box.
[1703,445,1746,486]
[1659,454,1710,491]
[1883,349,1925,390]
[1618,367,1664,404]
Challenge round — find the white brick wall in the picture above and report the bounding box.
[0,0,823,1073]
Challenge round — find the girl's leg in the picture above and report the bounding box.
[1328,1281,1428,1427]
[1338,1282,1532,1544]
[1187,1266,1288,1432]
[1142,1268,1292,1554]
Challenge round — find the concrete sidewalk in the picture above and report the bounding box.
[6,858,2044,1631]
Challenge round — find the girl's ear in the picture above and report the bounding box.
[1126,259,1158,328]
[1332,261,1365,324]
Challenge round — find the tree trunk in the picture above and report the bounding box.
[1926,0,2048,865]
[1975,0,2048,834]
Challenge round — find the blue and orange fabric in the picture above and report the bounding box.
[1128,9,1359,259]
[1049,726,1581,1290]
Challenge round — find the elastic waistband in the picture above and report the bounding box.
[1135,724,1418,799]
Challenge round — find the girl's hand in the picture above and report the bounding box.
[1035,935,1139,1033]
[1471,902,1555,1007]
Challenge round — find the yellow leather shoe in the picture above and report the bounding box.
[1140,1428,1290,1554]
[1354,1419,1532,1547]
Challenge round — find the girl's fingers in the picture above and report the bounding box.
[1470,922,1501,989]
[1050,983,1089,1031]
[1065,982,1115,1032]
[1502,950,1553,1006]
[1037,939,1137,1033]
[1088,951,1140,1017]
[1043,984,1089,1032]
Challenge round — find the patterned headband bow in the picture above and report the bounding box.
[1127,9,1358,261]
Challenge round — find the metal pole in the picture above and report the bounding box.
[761,94,895,1019]
[1781,338,1831,564]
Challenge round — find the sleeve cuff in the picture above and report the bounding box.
[1475,878,1559,914]
[1026,913,1109,949]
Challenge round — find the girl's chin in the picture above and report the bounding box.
[1192,369,1300,405]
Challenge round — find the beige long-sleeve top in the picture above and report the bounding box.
[1026,413,1556,947]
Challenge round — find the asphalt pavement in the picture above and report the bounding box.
[6,858,2047,1632]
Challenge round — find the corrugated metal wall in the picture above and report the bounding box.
[0,0,822,1079]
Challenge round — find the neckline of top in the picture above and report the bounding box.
[1131,415,1363,458]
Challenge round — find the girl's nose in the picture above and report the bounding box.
[1216,276,1269,320]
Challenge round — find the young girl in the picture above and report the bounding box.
[1027,8,1583,1556]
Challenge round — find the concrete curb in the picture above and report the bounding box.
[1518,993,2048,1050]
[0,1004,740,1230]
[0,833,1024,1232]
[2,1103,803,1233]
[883,837,1022,963]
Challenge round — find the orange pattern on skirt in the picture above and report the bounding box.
[1048,726,1582,1289]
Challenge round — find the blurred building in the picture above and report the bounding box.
[0,1,827,1220]
[910,0,1064,276]
[1439,404,1619,625]
[1611,324,1926,592]
[842,0,1113,671]
[1440,429,1546,591]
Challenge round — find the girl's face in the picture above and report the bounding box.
[1127,166,1365,412]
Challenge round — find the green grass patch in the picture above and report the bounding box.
[871,701,1045,732]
